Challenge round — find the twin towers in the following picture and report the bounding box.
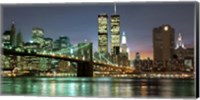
[98,4,128,56]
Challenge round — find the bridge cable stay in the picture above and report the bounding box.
[93,45,114,65]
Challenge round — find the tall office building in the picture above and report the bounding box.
[32,27,45,47]
[44,38,53,51]
[119,32,129,66]
[134,52,141,70]
[153,24,175,65]
[59,36,71,49]
[10,21,16,47]
[110,4,120,55]
[98,14,108,54]
[2,31,11,48]
[53,36,71,50]
[121,32,128,53]
[53,39,60,50]
[16,31,23,47]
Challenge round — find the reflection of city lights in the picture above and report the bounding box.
[51,81,56,96]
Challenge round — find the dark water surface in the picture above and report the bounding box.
[1,77,195,98]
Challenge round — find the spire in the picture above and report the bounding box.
[176,33,185,49]
[11,20,15,31]
[122,32,126,44]
[114,3,117,14]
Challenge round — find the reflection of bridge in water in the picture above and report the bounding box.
[3,46,134,77]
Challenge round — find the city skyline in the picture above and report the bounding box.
[2,2,195,59]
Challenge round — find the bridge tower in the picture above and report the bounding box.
[77,42,93,77]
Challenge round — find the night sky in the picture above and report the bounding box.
[2,2,195,59]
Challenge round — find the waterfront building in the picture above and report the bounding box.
[24,42,40,53]
[174,33,194,71]
[2,31,11,49]
[2,21,17,49]
[98,14,108,54]
[153,24,175,68]
[32,27,45,48]
[44,37,53,51]
[53,36,71,50]
[140,57,153,72]
[53,39,60,50]
[59,36,71,49]
[23,42,41,70]
[134,52,141,70]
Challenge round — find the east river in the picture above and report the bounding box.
[1,77,195,98]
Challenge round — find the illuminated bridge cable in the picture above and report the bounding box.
[93,45,114,65]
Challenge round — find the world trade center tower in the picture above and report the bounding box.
[98,14,108,54]
[110,4,120,55]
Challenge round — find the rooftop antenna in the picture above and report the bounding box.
[114,3,117,14]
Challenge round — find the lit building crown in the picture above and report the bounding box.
[176,33,185,49]
[122,32,126,44]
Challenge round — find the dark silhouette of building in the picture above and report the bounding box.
[10,21,16,47]
[153,24,175,68]
[16,31,23,47]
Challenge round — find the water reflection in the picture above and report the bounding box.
[1,77,195,98]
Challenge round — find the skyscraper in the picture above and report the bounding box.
[119,32,129,66]
[98,14,108,54]
[153,24,175,66]
[10,21,16,47]
[134,52,141,70]
[32,27,44,47]
[110,4,120,55]
[59,36,71,49]
[2,31,11,48]
[175,33,185,49]
[44,37,53,51]
[121,32,128,53]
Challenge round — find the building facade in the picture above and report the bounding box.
[2,31,11,49]
[16,31,23,47]
[59,36,71,49]
[119,32,129,67]
[32,27,45,48]
[98,14,108,54]
[174,33,194,71]
[10,21,16,47]
[110,14,120,55]
[153,24,175,67]
[44,38,53,51]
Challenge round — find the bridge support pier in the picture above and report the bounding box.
[77,62,93,77]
